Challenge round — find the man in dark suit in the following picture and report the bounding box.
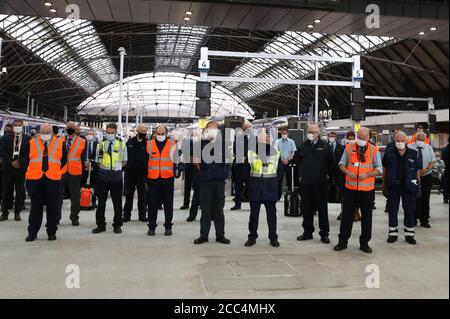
[327,131,344,203]
[0,119,31,221]
[81,128,98,188]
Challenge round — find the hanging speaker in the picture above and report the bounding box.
[351,88,365,103]
[196,81,211,98]
[195,99,211,117]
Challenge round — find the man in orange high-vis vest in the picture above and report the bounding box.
[407,124,431,145]
[58,122,86,226]
[25,123,67,242]
[146,125,178,236]
[334,127,382,254]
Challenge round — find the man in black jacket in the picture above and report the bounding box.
[441,138,449,204]
[297,124,335,244]
[327,131,344,203]
[0,119,30,221]
[123,124,149,222]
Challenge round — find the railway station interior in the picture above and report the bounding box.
[0,0,448,300]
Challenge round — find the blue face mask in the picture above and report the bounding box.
[106,134,116,141]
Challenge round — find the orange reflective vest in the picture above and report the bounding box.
[25,136,64,181]
[344,142,379,191]
[147,139,175,179]
[407,133,430,145]
[61,136,85,175]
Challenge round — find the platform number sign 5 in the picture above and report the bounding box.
[353,69,364,81]
[198,60,210,71]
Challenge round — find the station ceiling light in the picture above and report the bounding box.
[44,2,52,6]
[183,16,191,21]
[314,19,321,23]
[418,31,425,35]
[430,27,437,31]
[307,24,314,29]
[49,8,56,13]
[185,11,193,15]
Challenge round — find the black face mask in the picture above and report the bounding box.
[138,133,147,140]
[66,128,76,135]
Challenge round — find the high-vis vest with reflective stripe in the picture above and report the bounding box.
[248,150,280,178]
[25,136,64,181]
[99,140,125,170]
[147,139,175,179]
[344,142,379,191]
[62,136,85,175]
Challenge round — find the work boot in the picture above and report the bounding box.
[297,234,313,241]
[113,227,122,234]
[193,237,208,245]
[25,234,37,242]
[421,222,431,228]
[48,234,57,241]
[270,240,280,247]
[164,229,172,236]
[405,237,417,245]
[92,227,106,234]
[147,229,155,236]
[216,237,230,244]
[244,239,256,247]
[14,214,21,222]
[333,243,347,251]
[230,205,241,211]
[320,236,330,244]
[71,220,80,226]
[387,235,398,243]
[359,245,373,254]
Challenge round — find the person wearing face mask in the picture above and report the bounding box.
[186,130,202,222]
[93,123,127,234]
[0,124,13,207]
[146,126,178,236]
[274,128,297,201]
[407,131,436,228]
[193,121,230,245]
[122,124,149,223]
[0,119,31,222]
[25,123,67,241]
[382,131,420,244]
[296,124,335,244]
[334,127,382,253]
[81,129,99,191]
[327,131,344,203]
[245,132,280,247]
[407,124,431,145]
[57,122,86,226]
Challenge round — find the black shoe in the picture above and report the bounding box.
[113,227,122,234]
[25,234,37,242]
[230,205,241,211]
[270,240,280,247]
[139,217,148,222]
[180,205,189,210]
[0,214,8,222]
[71,221,80,226]
[384,208,389,213]
[444,199,449,204]
[216,237,230,244]
[92,227,106,234]
[122,216,131,222]
[387,235,398,243]
[405,237,417,245]
[372,205,376,210]
[297,234,313,241]
[244,239,256,247]
[164,229,172,236]
[147,229,155,236]
[359,245,373,254]
[194,237,208,245]
[421,223,431,228]
[333,243,347,251]
[186,215,196,222]
[337,213,342,220]
[320,236,330,244]
[14,214,21,221]
[48,234,56,241]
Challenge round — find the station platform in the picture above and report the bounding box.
[0,192,448,299]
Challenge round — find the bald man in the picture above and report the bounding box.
[123,124,149,222]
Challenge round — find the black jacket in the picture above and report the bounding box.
[0,133,31,172]
[125,136,148,174]
[297,139,335,185]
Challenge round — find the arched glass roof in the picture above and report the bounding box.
[77,72,254,119]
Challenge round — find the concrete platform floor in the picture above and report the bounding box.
[0,191,448,299]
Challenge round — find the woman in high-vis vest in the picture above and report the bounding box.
[58,122,86,226]
[146,125,178,237]
[334,127,382,254]
[25,123,67,242]
[245,132,281,248]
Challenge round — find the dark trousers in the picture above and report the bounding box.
[95,176,123,228]
[26,177,60,236]
[81,165,97,187]
[387,185,416,237]
[277,162,292,199]
[123,171,147,219]
[249,201,277,241]
[147,178,174,230]
[189,175,200,218]
[199,180,225,239]
[1,169,25,215]
[58,173,82,222]
[443,170,449,201]
[416,174,433,224]
[300,183,329,237]
[183,164,194,206]
[339,188,374,246]
[233,164,248,206]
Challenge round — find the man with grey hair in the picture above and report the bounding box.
[382,131,421,244]
[407,131,436,228]
[123,124,149,222]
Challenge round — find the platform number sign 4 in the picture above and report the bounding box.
[353,69,364,81]
[198,59,210,71]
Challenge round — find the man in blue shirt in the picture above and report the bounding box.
[274,128,297,200]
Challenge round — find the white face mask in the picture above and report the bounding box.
[307,133,315,141]
[13,126,23,134]
[208,129,219,140]
[85,134,94,141]
[395,142,405,150]
[281,134,288,140]
[156,135,166,142]
[328,137,336,143]
[416,141,425,147]
[40,134,52,142]
[356,139,367,147]
[105,133,116,141]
